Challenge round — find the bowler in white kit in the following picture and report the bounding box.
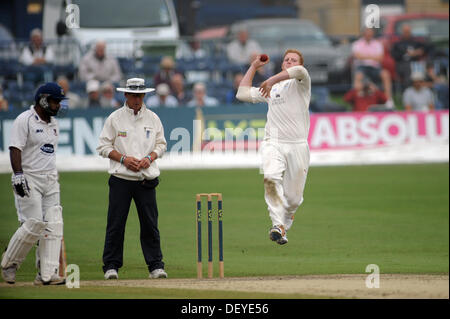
[236,49,311,245]
[1,82,67,285]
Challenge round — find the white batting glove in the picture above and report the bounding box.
[12,172,30,197]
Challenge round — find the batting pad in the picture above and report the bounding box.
[1,218,47,269]
[38,205,63,282]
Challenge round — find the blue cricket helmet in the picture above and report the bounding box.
[34,82,68,103]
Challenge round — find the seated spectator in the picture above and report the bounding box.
[176,39,207,60]
[424,62,449,110]
[146,83,179,108]
[170,73,190,105]
[403,72,434,112]
[85,79,101,108]
[344,79,388,112]
[153,56,180,91]
[226,27,262,66]
[226,73,245,104]
[19,28,54,66]
[57,75,84,109]
[391,24,430,87]
[78,40,122,82]
[100,81,121,108]
[187,82,219,108]
[352,27,393,107]
[0,87,9,111]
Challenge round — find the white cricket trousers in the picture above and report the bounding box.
[260,140,310,230]
[14,172,60,223]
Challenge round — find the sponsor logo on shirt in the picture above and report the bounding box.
[36,129,44,133]
[40,143,54,154]
[118,131,127,137]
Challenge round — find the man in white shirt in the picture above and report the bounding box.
[236,49,311,245]
[78,40,122,83]
[97,78,168,280]
[403,72,435,111]
[146,83,179,108]
[19,28,54,66]
[226,27,262,65]
[1,82,67,285]
[187,82,219,107]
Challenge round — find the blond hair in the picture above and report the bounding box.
[283,49,304,65]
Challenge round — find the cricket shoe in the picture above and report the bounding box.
[277,234,288,245]
[269,225,288,245]
[149,268,168,279]
[104,269,118,280]
[1,265,17,284]
[34,273,66,285]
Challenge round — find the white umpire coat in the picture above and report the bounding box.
[97,104,167,181]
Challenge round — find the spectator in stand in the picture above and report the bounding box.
[403,72,434,112]
[344,79,387,112]
[424,62,449,110]
[146,83,179,108]
[226,73,245,104]
[226,27,262,66]
[176,39,207,60]
[56,76,83,109]
[391,24,429,88]
[85,79,101,108]
[187,82,219,108]
[100,81,121,108]
[78,40,122,83]
[352,27,393,108]
[19,28,54,66]
[170,73,190,105]
[153,56,180,92]
[0,87,9,111]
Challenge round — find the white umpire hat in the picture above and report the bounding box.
[117,78,155,94]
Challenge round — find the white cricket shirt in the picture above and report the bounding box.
[9,105,59,174]
[97,104,167,181]
[249,65,311,143]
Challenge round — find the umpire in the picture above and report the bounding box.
[97,78,168,279]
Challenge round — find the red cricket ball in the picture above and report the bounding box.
[260,54,268,62]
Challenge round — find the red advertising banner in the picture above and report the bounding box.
[308,111,449,150]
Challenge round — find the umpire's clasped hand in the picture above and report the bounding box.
[123,156,141,172]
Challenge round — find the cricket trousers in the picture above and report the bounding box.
[102,175,164,273]
[260,140,310,231]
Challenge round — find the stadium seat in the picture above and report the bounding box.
[0,58,22,80]
[52,64,77,80]
[22,64,53,83]
[117,57,135,75]
[70,80,86,95]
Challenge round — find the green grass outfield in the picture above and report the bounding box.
[0,163,448,298]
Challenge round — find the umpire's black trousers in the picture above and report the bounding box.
[102,175,164,273]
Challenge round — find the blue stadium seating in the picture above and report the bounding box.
[0,58,22,79]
